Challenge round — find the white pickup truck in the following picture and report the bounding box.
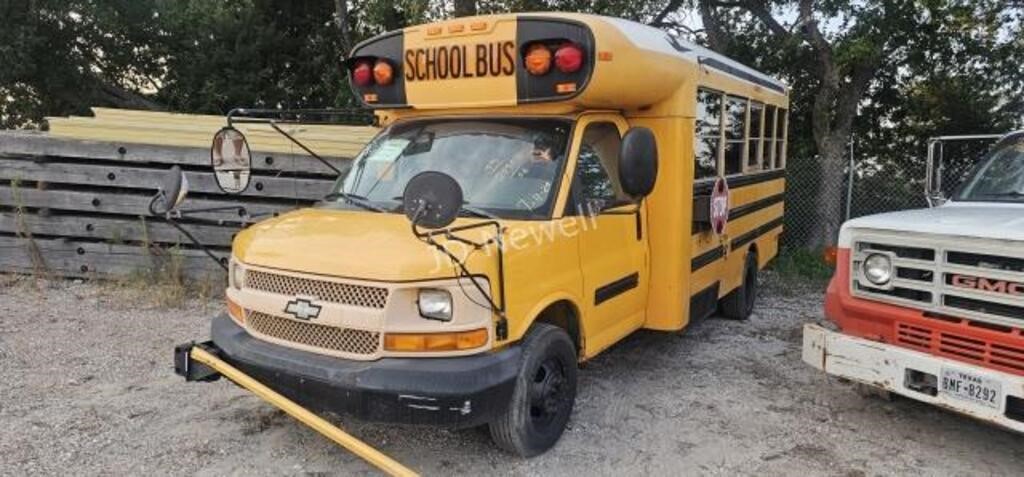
[804,131,1024,433]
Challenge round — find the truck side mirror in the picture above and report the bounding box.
[211,127,253,194]
[619,127,658,199]
[402,171,463,230]
[152,165,189,214]
[927,192,949,208]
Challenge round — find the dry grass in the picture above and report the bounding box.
[100,254,224,309]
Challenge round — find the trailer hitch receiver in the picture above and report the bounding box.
[174,341,222,382]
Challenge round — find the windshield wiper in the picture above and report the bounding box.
[322,192,386,212]
[458,205,500,220]
[976,191,1024,199]
[391,195,500,220]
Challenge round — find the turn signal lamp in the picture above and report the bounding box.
[373,60,394,85]
[554,43,584,73]
[226,297,245,324]
[352,60,373,86]
[823,246,838,266]
[525,43,552,75]
[384,329,488,352]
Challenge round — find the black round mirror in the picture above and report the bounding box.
[211,126,252,194]
[155,165,189,213]
[619,127,658,199]
[402,171,463,229]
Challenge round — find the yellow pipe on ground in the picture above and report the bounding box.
[189,346,419,477]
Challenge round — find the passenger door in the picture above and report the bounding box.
[569,116,648,354]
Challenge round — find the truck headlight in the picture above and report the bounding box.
[418,289,452,321]
[863,253,893,286]
[230,259,245,290]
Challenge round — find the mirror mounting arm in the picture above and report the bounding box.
[411,219,510,340]
[598,197,644,215]
[163,216,229,272]
[267,121,341,175]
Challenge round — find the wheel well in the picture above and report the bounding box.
[747,243,760,266]
[532,300,581,355]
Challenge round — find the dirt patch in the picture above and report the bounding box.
[1,273,1021,475]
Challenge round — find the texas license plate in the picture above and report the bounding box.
[940,367,1002,409]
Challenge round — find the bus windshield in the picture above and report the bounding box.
[330,118,571,219]
[957,136,1024,203]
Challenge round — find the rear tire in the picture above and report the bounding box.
[721,252,758,320]
[488,323,577,457]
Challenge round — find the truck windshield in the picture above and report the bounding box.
[957,136,1024,203]
[330,118,571,219]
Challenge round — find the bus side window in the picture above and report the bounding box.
[573,122,629,213]
[747,101,764,171]
[724,96,747,175]
[776,109,788,169]
[763,105,776,170]
[695,89,721,180]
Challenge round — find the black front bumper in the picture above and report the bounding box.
[184,314,521,428]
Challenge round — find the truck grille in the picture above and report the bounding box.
[895,319,1024,375]
[247,312,381,357]
[245,269,389,309]
[851,235,1024,330]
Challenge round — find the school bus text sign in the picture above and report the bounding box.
[404,42,516,82]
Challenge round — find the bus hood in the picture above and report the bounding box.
[838,202,1024,246]
[232,208,498,281]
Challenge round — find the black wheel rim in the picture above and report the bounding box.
[528,356,569,432]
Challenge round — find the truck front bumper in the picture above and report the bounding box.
[180,314,521,428]
[803,323,1024,433]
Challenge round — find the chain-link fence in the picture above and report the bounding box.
[782,135,1002,250]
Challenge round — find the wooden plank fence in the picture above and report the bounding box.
[0,113,373,279]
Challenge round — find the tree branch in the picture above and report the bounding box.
[797,0,830,53]
[650,0,686,28]
[333,0,352,54]
[736,0,790,39]
[834,59,878,135]
[90,79,163,111]
[698,1,732,52]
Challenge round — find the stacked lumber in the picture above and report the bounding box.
[0,108,375,279]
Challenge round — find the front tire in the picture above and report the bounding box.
[720,251,758,320]
[489,323,577,457]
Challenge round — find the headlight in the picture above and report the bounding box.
[862,253,893,286]
[230,259,245,290]
[418,289,452,321]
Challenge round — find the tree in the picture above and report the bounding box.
[454,0,477,17]
[152,1,353,113]
[695,0,1018,248]
[0,0,166,128]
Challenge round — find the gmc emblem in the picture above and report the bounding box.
[950,274,1024,297]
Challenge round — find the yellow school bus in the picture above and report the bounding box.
[191,12,789,456]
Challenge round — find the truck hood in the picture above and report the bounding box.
[839,202,1024,246]
[233,208,499,281]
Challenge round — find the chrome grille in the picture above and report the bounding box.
[247,312,381,356]
[245,269,388,309]
[851,233,1024,329]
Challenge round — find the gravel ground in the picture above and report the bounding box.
[1,273,1022,476]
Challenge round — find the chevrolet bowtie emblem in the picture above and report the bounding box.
[284,298,322,321]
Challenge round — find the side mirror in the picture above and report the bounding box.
[927,192,948,208]
[211,127,252,194]
[619,127,658,199]
[153,165,189,214]
[402,171,463,230]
